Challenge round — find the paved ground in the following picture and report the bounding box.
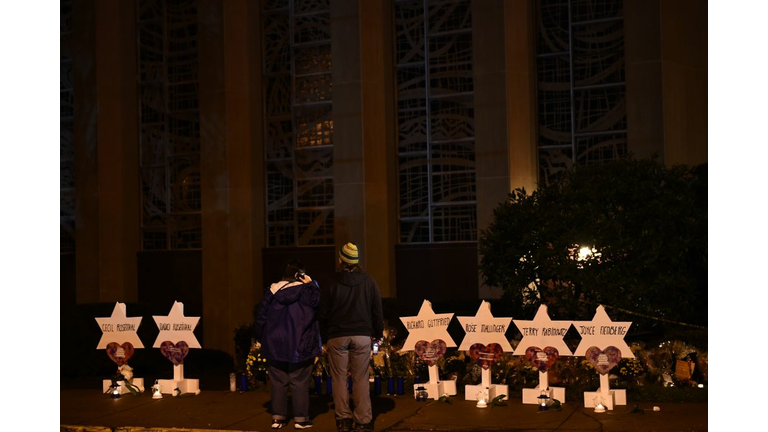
[60,386,708,432]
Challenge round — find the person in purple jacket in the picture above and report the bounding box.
[255,259,322,430]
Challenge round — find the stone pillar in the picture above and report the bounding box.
[504,0,538,195]
[624,0,665,161]
[74,0,139,304]
[198,0,264,355]
[331,0,397,298]
[625,0,707,167]
[473,0,509,299]
[473,0,538,299]
[658,0,707,166]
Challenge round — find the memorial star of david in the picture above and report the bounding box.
[512,304,572,355]
[152,301,201,348]
[572,305,633,358]
[399,299,456,351]
[95,302,144,349]
[457,300,513,351]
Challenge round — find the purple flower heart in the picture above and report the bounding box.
[160,341,189,366]
[525,346,559,372]
[106,342,135,366]
[414,339,447,366]
[586,346,622,375]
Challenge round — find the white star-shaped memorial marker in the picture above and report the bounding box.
[399,300,456,351]
[457,301,513,351]
[152,301,201,348]
[572,305,633,358]
[95,302,144,349]
[512,304,573,355]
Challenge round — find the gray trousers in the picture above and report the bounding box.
[327,336,372,425]
[267,359,314,422]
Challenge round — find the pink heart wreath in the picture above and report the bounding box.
[106,342,135,366]
[414,339,447,366]
[160,341,190,366]
[524,346,559,372]
[585,346,622,375]
[468,343,504,369]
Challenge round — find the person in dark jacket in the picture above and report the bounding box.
[255,259,321,430]
[319,243,384,432]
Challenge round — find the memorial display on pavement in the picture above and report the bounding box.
[572,305,633,410]
[456,301,513,403]
[400,299,457,399]
[153,301,202,395]
[512,304,572,405]
[95,302,145,395]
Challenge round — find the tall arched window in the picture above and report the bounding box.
[536,0,627,185]
[138,0,202,250]
[263,0,334,247]
[395,0,477,244]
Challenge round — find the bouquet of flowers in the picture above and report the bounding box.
[246,343,269,388]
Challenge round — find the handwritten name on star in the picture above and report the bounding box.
[520,327,569,337]
[156,323,194,331]
[404,317,451,330]
[463,324,507,333]
[101,323,138,332]
[577,325,628,336]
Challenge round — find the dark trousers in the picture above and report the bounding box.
[267,358,314,422]
[327,336,373,425]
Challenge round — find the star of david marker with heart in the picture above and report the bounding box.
[456,301,513,352]
[95,302,144,350]
[512,304,572,356]
[572,305,633,358]
[152,301,201,349]
[399,300,456,352]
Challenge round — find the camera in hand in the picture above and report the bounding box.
[295,271,306,281]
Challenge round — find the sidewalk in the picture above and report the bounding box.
[60,387,707,432]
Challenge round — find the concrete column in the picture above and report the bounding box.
[624,0,665,161]
[198,0,264,355]
[472,0,538,299]
[504,0,538,195]
[659,0,707,166]
[473,0,510,300]
[74,0,139,304]
[331,0,397,298]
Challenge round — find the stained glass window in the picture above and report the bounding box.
[138,0,202,250]
[263,0,334,247]
[395,0,477,243]
[536,0,627,185]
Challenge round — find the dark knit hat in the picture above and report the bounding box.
[339,242,359,264]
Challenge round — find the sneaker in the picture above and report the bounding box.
[336,418,353,432]
[294,420,314,429]
[271,419,287,429]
